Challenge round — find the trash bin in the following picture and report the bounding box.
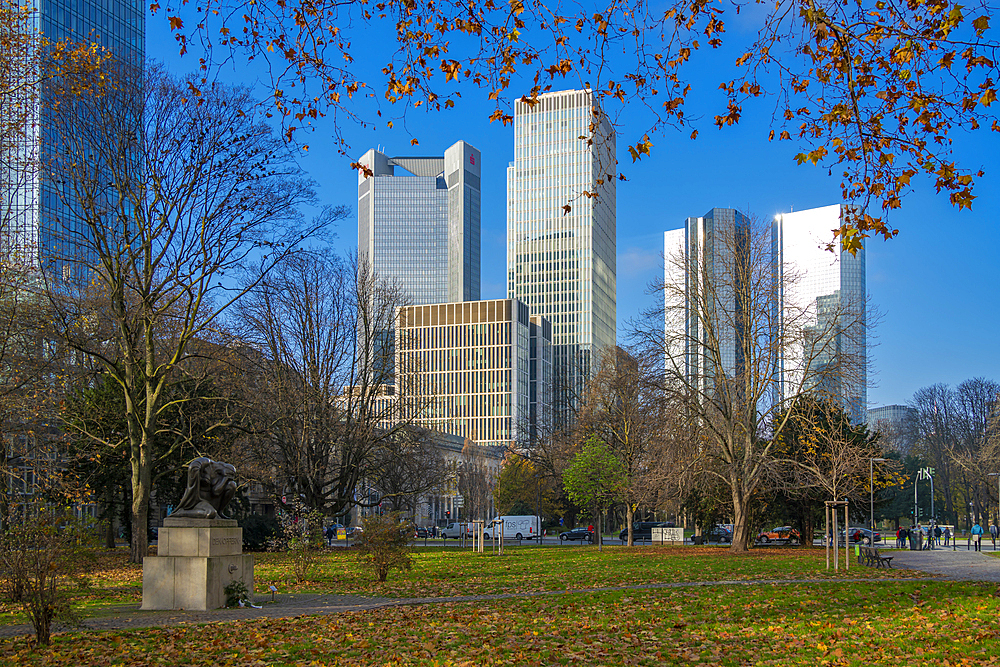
[908,532,920,550]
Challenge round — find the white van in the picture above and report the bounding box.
[484,515,542,540]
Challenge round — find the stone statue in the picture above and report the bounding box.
[168,457,238,520]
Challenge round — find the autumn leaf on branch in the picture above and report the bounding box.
[164,0,1000,246]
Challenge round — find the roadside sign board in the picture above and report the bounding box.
[652,527,684,544]
[454,496,465,507]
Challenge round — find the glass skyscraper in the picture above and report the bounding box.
[357,141,481,305]
[506,89,616,422]
[663,208,749,397]
[664,204,866,423]
[773,204,867,422]
[2,0,145,274]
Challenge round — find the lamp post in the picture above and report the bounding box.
[989,473,1000,535]
[870,458,887,542]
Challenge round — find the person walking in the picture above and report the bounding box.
[896,526,903,549]
[943,526,951,546]
[972,521,984,551]
[990,523,998,548]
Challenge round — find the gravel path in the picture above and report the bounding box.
[4,547,999,641]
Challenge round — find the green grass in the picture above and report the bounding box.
[5,579,1000,665]
[1,544,919,626]
[252,544,922,599]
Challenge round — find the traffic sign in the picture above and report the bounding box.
[454,495,465,507]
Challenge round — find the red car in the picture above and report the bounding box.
[757,526,801,543]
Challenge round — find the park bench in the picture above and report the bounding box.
[859,544,893,568]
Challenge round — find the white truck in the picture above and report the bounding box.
[484,515,543,540]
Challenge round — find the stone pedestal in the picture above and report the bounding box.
[142,518,254,610]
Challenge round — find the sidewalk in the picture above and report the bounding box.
[888,545,1000,582]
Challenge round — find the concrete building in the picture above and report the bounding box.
[506,89,616,423]
[773,204,867,422]
[356,141,481,305]
[395,298,551,449]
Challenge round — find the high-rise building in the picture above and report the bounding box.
[664,204,866,423]
[663,208,748,396]
[357,141,481,305]
[395,298,551,449]
[506,89,616,421]
[867,404,916,452]
[1,0,145,274]
[773,204,867,422]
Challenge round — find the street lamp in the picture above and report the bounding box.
[870,458,887,542]
[989,473,1000,530]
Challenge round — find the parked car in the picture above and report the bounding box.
[414,526,429,539]
[841,527,881,543]
[757,526,800,543]
[559,527,594,542]
[704,524,733,543]
[619,521,673,543]
[440,522,473,539]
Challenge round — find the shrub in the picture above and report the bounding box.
[0,506,96,645]
[270,500,325,582]
[240,514,282,551]
[355,513,414,583]
[224,579,251,607]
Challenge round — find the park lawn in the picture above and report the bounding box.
[254,545,924,598]
[0,546,919,627]
[5,579,1000,665]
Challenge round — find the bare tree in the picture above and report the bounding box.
[369,427,448,515]
[576,345,668,545]
[457,439,500,522]
[44,61,320,562]
[634,214,867,551]
[237,251,435,521]
[911,379,1000,525]
[773,395,893,542]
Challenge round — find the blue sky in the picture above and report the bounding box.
[145,11,999,410]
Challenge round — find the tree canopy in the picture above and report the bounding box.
[162,0,1000,246]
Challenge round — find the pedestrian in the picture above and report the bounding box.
[934,525,942,546]
[944,526,951,546]
[972,521,984,551]
[990,523,998,548]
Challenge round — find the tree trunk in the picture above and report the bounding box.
[626,503,634,546]
[730,485,753,553]
[129,438,151,563]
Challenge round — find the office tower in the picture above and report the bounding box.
[395,299,551,449]
[357,141,481,305]
[1,0,145,274]
[506,89,616,422]
[663,208,749,396]
[773,204,867,422]
[868,404,917,452]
